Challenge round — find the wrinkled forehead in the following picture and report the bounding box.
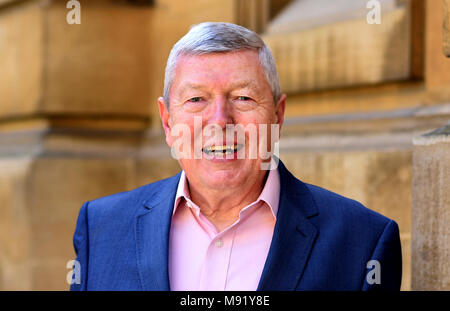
[171,50,269,94]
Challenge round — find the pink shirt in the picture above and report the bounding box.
[168,168,280,291]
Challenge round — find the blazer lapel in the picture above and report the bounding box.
[257,161,319,290]
[135,173,181,291]
[134,162,318,291]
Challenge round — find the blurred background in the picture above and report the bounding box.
[0,0,449,291]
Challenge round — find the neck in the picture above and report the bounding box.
[187,171,268,232]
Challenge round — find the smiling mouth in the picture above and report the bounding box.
[202,144,243,156]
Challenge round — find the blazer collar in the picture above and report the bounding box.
[135,172,181,291]
[135,160,320,291]
[256,160,319,290]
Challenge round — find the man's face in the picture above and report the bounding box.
[158,50,286,192]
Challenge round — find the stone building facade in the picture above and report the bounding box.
[0,0,448,290]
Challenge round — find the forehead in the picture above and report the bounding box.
[171,50,268,92]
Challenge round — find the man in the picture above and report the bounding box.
[70,22,402,291]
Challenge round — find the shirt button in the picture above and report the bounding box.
[215,239,223,248]
[186,201,192,208]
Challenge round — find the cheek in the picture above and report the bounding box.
[236,112,275,131]
[236,112,275,136]
[238,104,276,123]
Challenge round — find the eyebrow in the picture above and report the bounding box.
[229,81,260,92]
[177,81,260,96]
[176,82,205,98]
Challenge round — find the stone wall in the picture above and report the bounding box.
[0,0,449,290]
[0,0,234,290]
[444,0,450,56]
[412,124,450,290]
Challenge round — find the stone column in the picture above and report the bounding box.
[411,124,450,290]
[0,0,155,290]
[444,0,450,56]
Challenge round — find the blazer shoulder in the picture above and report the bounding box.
[84,172,181,222]
[304,182,392,228]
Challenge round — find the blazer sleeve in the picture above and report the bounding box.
[70,201,90,291]
[362,219,402,291]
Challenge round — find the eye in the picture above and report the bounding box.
[233,95,257,111]
[237,96,251,101]
[184,96,207,112]
[188,97,202,103]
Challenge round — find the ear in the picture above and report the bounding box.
[157,97,174,147]
[275,94,286,135]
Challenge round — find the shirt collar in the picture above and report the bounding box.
[172,168,280,219]
[173,170,191,215]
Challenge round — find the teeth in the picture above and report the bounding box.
[203,145,239,154]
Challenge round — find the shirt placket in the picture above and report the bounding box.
[198,229,234,291]
[184,198,263,291]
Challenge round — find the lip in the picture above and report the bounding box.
[202,144,244,161]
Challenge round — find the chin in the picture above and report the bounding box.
[201,170,242,187]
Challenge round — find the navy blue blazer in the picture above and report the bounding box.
[70,161,402,290]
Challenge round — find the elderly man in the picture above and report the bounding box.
[70,22,402,291]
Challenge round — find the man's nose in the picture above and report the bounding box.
[208,97,233,128]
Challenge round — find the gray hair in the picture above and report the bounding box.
[163,22,281,107]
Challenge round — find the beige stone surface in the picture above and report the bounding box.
[136,157,180,185]
[0,148,141,290]
[28,157,138,290]
[235,0,270,33]
[280,150,412,290]
[444,0,450,57]
[0,125,177,290]
[266,0,401,35]
[400,232,411,291]
[146,0,236,126]
[0,158,34,290]
[0,0,18,6]
[0,0,43,117]
[424,0,450,89]
[263,5,411,93]
[43,0,154,116]
[411,127,450,290]
[276,0,450,122]
[0,0,236,119]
